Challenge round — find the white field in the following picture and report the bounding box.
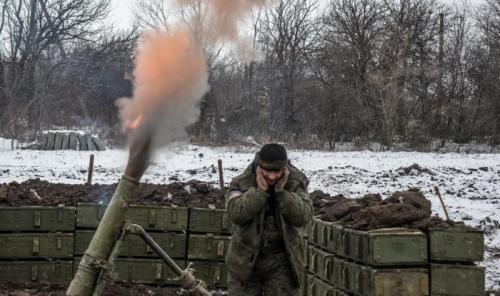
[1,143,499,290]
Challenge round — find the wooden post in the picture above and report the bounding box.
[218,159,224,191]
[434,186,451,221]
[86,154,95,185]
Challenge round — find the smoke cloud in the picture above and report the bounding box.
[118,0,270,149]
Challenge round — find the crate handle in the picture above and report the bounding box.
[155,263,163,280]
[171,211,178,223]
[34,211,41,228]
[32,237,40,255]
[213,266,221,283]
[31,265,38,281]
[206,234,213,251]
[217,241,225,257]
[146,245,153,254]
[148,210,156,228]
[56,237,62,250]
[310,253,317,272]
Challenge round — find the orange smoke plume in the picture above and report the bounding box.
[118,0,271,149]
[117,29,209,146]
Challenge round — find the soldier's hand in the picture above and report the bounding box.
[256,166,269,192]
[274,167,289,193]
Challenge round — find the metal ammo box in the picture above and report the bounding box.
[73,257,185,284]
[337,259,429,296]
[308,244,335,283]
[0,260,73,282]
[189,207,231,233]
[0,233,74,259]
[187,233,231,260]
[429,225,484,262]
[0,206,75,232]
[74,230,186,258]
[430,263,485,296]
[340,227,428,266]
[76,203,188,232]
[188,260,228,288]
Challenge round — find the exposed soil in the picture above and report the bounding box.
[0,179,225,209]
[0,282,181,296]
[316,188,452,231]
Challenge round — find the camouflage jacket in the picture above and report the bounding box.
[224,161,313,286]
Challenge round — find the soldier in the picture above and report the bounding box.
[225,143,313,295]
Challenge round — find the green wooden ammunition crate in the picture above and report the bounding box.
[189,208,231,233]
[74,230,186,258]
[309,245,335,282]
[76,203,188,232]
[188,233,231,261]
[74,257,185,284]
[0,260,73,282]
[189,260,228,288]
[429,225,484,262]
[0,233,73,259]
[341,228,427,266]
[430,264,485,296]
[306,273,316,296]
[0,206,75,232]
[308,217,323,247]
[337,259,428,296]
[311,276,336,296]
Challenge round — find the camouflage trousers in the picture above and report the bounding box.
[227,252,300,296]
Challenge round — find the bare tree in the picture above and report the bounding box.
[258,0,320,141]
[0,0,111,139]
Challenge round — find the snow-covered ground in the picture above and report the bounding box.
[1,144,499,290]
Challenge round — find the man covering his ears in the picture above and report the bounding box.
[225,143,313,295]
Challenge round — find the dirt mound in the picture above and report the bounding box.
[396,163,435,175]
[309,190,345,212]
[317,188,448,231]
[0,179,225,209]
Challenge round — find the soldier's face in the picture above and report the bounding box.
[260,167,285,186]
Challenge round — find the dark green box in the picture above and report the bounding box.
[76,203,188,232]
[74,257,185,284]
[74,230,186,258]
[308,245,335,282]
[430,263,485,296]
[429,225,484,262]
[187,233,231,261]
[0,206,75,232]
[189,208,231,233]
[337,259,428,296]
[189,260,228,288]
[311,276,336,296]
[341,227,427,266]
[0,260,73,282]
[0,233,73,259]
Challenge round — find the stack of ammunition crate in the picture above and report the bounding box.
[187,207,232,288]
[0,206,75,282]
[74,203,188,285]
[304,217,485,296]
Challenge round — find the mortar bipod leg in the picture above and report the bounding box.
[92,223,129,296]
[124,224,212,296]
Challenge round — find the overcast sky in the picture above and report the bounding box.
[109,0,487,30]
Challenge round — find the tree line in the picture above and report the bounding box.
[1,0,500,150]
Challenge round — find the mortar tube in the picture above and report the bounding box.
[66,175,140,296]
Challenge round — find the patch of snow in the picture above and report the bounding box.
[0,145,499,289]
